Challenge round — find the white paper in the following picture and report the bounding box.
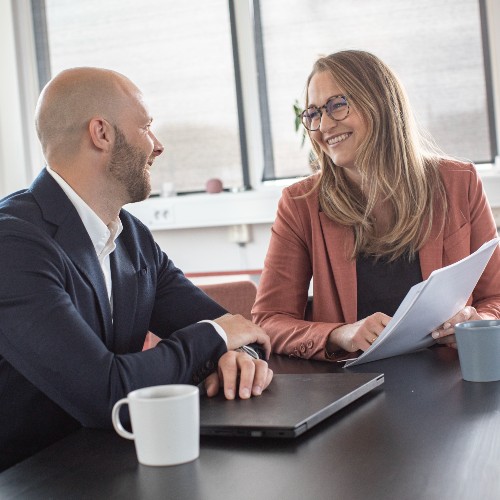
[344,237,499,367]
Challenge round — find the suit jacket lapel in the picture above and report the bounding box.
[110,237,138,352]
[319,212,358,323]
[54,219,114,340]
[31,170,113,342]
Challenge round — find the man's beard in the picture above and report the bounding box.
[107,126,151,203]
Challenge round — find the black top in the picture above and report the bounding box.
[356,252,422,320]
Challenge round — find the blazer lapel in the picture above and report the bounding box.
[54,219,114,340]
[419,213,444,280]
[319,213,357,323]
[110,237,139,352]
[31,169,113,342]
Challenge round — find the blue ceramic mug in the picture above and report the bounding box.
[454,320,500,382]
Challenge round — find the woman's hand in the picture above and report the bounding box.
[431,306,483,349]
[327,312,391,353]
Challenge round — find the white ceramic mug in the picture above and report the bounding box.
[111,384,199,466]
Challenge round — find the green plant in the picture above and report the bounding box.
[293,99,318,171]
[293,99,307,147]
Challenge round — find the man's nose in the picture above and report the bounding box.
[150,131,164,156]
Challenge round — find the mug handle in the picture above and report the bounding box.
[111,398,134,440]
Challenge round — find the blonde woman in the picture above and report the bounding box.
[252,50,500,361]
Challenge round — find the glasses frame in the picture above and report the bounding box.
[301,94,351,131]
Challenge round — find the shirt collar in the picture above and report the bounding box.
[46,166,123,257]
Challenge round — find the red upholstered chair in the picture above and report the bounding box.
[196,280,257,321]
[142,280,258,350]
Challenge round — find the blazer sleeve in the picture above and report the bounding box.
[465,165,500,318]
[0,216,227,428]
[252,188,341,360]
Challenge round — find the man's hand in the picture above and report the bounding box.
[204,351,274,400]
[213,313,271,359]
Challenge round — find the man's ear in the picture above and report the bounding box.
[88,117,113,152]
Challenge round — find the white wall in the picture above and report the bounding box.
[152,223,273,276]
[0,0,28,195]
[1,0,500,276]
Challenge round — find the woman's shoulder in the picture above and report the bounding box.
[436,157,482,201]
[282,173,321,199]
[436,157,478,178]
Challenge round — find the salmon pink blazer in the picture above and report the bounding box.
[252,160,500,360]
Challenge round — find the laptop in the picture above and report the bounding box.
[200,372,384,438]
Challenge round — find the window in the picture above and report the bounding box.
[31,0,498,188]
[34,0,247,193]
[255,0,497,180]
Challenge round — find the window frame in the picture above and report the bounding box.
[29,0,252,193]
[13,0,500,198]
[253,0,499,182]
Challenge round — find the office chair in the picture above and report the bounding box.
[142,280,258,350]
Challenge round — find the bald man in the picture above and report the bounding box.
[0,67,272,471]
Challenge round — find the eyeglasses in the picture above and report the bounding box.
[300,95,350,131]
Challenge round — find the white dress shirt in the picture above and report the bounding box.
[47,167,121,315]
[45,167,227,344]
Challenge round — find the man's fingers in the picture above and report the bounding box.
[216,352,274,400]
[218,353,239,400]
[253,331,271,359]
[251,362,273,396]
[206,351,274,400]
[204,371,220,398]
[236,355,256,399]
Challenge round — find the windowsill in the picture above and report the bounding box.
[125,170,500,231]
[480,170,500,207]
[124,186,283,230]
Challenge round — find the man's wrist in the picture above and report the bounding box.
[235,345,261,359]
[198,319,228,345]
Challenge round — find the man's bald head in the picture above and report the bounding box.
[35,67,140,164]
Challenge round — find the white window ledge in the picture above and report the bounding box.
[480,171,500,207]
[125,172,500,231]
[124,187,283,230]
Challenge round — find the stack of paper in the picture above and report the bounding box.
[344,237,499,367]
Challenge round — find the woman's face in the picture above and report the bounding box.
[307,71,368,184]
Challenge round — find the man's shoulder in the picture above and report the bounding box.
[0,186,35,210]
[118,207,160,259]
[119,207,152,239]
[0,188,44,229]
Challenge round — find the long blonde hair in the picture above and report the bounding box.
[305,50,446,261]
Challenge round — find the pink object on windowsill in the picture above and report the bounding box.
[205,178,223,194]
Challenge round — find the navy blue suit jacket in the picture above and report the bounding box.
[0,169,227,470]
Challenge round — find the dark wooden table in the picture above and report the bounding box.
[1,348,500,500]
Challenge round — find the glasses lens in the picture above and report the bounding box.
[302,107,321,130]
[325,96,349,121]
